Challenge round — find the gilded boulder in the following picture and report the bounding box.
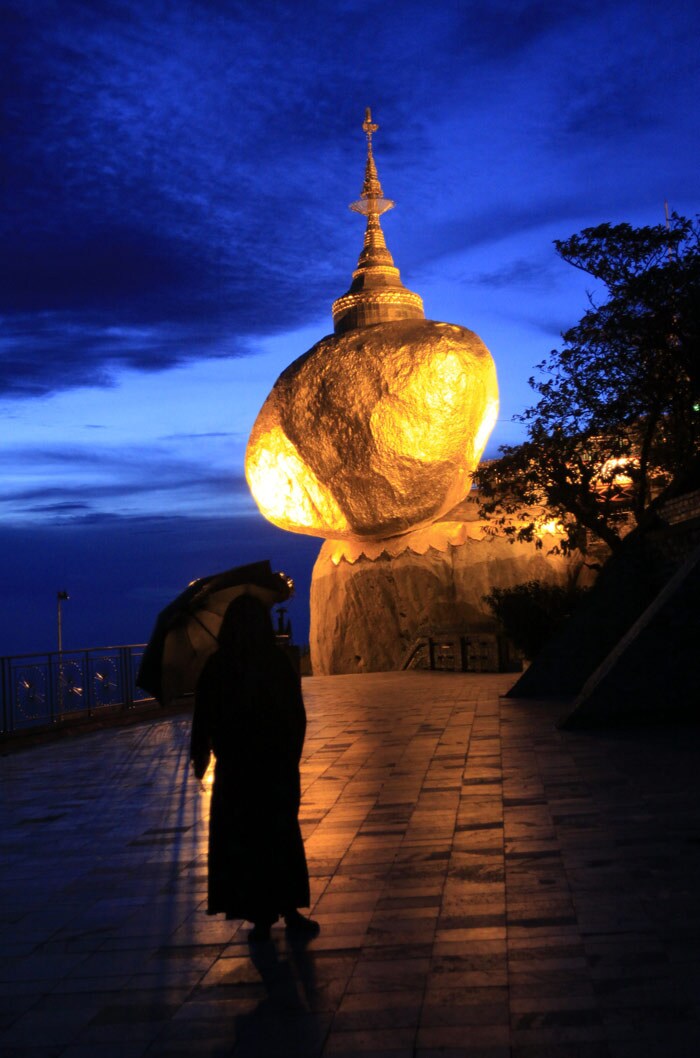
[245,318,498,540]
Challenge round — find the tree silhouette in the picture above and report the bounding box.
[476,213,700,558]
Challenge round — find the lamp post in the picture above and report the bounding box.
[57,590,69,654]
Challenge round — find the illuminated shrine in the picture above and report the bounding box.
[246,110,499,542]
[246,111,577,674]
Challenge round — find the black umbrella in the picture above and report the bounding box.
[137,561,293,705]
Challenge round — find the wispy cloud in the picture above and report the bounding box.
[0,440,253,522]
[469,257,558,291]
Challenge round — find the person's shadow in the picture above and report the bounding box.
[231,933,329,1056]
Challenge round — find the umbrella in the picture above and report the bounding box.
[137,560,293,705]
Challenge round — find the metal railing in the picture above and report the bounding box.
[401,628,523,674]
[1,644,154,736]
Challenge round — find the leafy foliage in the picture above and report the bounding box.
[483,580,590,660]
[476,214,700,556]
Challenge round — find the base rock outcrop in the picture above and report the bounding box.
[309,501,584,675]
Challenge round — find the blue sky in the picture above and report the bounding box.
[2,0,699,654]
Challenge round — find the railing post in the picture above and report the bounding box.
[57,650,64,719]
[1,657,8,735]
[85,650,92,719]
[121,647,133,711]
[47,653,55,724]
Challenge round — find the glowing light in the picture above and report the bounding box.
[473,399,499,463]
[246,425,349,535]
[537,519,562,537]
[594,456,635,488]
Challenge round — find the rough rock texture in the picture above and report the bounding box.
[309,509,583,675]
[246,318,498,540]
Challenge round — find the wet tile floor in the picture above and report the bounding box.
[1,671,700,1057]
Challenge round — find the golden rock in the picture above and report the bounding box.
[246,318,498,540]
[245,108,499,542]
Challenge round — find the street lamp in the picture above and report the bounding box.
[57,591,69,654]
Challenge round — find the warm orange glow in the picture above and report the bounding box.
[473,399,499,462]
[246,426,349,535]
[537,518,562,537]
[594,456,635,489]
[245,319,499,541]
[371,349,470,461]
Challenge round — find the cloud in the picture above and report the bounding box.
[0,312,258,397]
[470,257,558,290]
[26,501,93,514]
[0,0,601,401]
[549,2,700,149]
[441,0,591,61]
[0,2,366,397]
[160,431,242,441]
[561,77,658,142]
[2,0,699,402]
[0,440,252,522]
[409,198,586,270]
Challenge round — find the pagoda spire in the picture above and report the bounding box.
[351,108,394,216]
[332,108,424,334]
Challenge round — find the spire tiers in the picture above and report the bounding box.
[332,108,424,334]
[350,109,394,216]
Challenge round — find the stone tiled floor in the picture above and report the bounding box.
[1,671,700,1058]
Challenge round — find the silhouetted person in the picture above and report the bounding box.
[190,593,319,942]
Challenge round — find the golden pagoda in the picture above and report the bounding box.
[245,109,499,542]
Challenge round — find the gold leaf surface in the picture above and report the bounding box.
[245,319,498,540]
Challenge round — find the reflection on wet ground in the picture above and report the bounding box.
[2,671,700,1056]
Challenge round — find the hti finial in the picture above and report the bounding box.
[332,108,424,333]
[351,107,393,215]
[363,107,378,144]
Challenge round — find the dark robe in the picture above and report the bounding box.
[190,645,310,922]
